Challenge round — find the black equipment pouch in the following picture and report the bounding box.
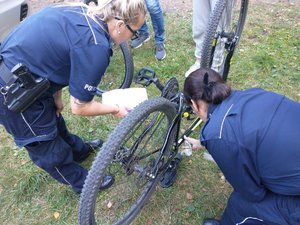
[0,63,50,112]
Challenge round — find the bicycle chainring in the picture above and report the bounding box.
[113,147,130,163]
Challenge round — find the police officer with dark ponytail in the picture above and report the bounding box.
[184,68,300,225]
[0,0,146,193]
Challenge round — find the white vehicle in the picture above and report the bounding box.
[0,0,28,41]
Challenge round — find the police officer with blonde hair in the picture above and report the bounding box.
[0,0,146,193]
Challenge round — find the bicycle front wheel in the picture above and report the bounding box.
[97,41,134,95]
[78,97,177,225]
[200,0,248,79]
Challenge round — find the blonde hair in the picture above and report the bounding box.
[87,0,147,25]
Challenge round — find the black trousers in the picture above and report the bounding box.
[221,191,300,225]
[0,92,91,193]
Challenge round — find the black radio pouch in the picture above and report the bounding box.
[0,63,50,112]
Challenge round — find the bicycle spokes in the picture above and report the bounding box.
[94,110,173,223]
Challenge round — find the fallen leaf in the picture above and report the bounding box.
[146,218,152,225]
[220,175,226,183]
[186,192,193,201]
[107,201,113,209]
[53,212,60,219]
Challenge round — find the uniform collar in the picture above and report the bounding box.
[207,104,218,119]
[94,15,109,34]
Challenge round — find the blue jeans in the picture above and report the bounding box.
[139,0,165,44]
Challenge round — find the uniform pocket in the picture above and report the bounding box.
[21,96,57,132]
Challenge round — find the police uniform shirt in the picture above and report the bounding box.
[200,88,300,202]
[0,5,112,101]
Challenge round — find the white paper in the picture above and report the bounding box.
[102,88,148,109]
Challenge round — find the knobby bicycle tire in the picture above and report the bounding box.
[200,0,248,78]
[118,41,134,89]
[78,97,177,225]
[97,41,134,96]
[161,77,179,100]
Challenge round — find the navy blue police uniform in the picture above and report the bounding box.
[200,88,300,225]
[0,5,112,193]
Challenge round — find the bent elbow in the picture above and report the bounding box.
[71,106,84,115]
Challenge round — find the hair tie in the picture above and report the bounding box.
[208,81,215,88]
[203,72,209,85]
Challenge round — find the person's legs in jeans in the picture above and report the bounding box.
[131,22,151,49]
[146,0,164,45]
[146,0,166,60]
[131,0,166,60]
[138,22,150,37]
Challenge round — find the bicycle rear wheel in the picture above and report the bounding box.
[78,97,177,225]
[97,42,134,95]
[200,0,248,80]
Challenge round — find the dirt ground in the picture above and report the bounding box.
[27,0,193,14]
[27,0,299,15]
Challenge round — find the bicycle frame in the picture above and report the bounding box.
[210,31,238,81]
[132,68,204,178]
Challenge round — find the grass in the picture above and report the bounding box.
[0,2,299,225]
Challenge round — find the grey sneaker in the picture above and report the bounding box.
[155,43,166,60]
[131,34,150,49]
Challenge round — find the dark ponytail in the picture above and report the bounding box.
[183,68,231,105]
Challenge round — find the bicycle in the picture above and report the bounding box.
[78,0,249,223]
[201,0,248,81]
[83,0,134,96]
[78,68,205,225]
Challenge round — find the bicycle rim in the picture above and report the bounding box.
[98,41,133,93]
[222,0,248,80]
[78,98,177,225]
[200,0,248,78]
[228,0,248,45]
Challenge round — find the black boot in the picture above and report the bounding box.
[99,175,115,190]
[86,139,103,151]
[76,139,103,163]
[203,219,221,225]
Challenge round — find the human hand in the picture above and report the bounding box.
[183,135,205,150]
[54,90,64,116]
[55,100,64,117]
[112,105,131,118]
